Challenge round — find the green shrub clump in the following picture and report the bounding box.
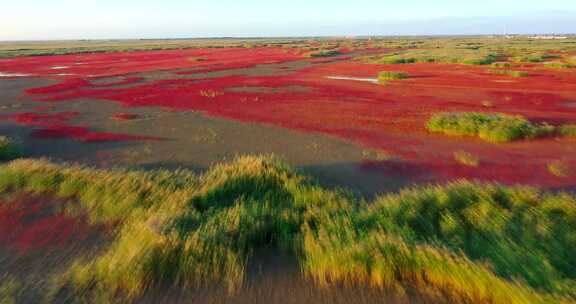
[374,55,416,64]
[427,112,553,143]
[0,136,22,161]
[559,124,576,137]
[307,50,341,57]
[491,62,512,68]
[544,61,574,69]
[378,71,409,83]
[490,69,530,77]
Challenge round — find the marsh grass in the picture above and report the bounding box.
[0,156,575,303]
[307,50,341,58]
[364,49,500,65]
[0,136,22,161]
[559,124,576,137]
[489,69,530,77]
[427,112,554,143]
[0,275,21,304]
[512,53,549,63]
[544,61,574,69]
[378,71,409,84]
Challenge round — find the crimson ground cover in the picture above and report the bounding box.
[2,47,576,189]
[0,47,304,78]
[0,194,99,254]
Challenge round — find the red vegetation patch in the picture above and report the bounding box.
[27,78,91,94]
[0,194,99,254]
[9,111,79,126]
[10,49,576,188]
[26,76,145,95]
[0,47,304,79]
[4,111,160,143]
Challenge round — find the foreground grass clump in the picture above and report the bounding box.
[0,136,22,161]
[427,112,553,143]
[1,156,575,303]
[378,71,409,84]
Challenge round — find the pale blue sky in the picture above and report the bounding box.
[1,0,575,40]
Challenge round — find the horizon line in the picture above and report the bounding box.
[2,33,576,43]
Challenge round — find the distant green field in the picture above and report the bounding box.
[2,36,575,60]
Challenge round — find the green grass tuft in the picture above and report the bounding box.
[489,69,530,77]
[427,112,554,143]
[307,50,341,57]
[378,71,409,84]
[544,61,574,69]
[0,137,22,161]
[559,124,576,137]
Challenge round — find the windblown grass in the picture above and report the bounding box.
[0,156,574,303]
[0,275,21,304]
[427,112,554,143]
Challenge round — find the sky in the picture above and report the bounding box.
[1,0,576,40]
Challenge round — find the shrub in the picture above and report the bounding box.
[462,53,499,65]
[513,54,545,63]
[0,136,22,161]
[542,53,562,59]
[375,56,416,64]
[307,50,341,57]
[492,62,512,68]
[427,112,553,143]
[378,71,409,84]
